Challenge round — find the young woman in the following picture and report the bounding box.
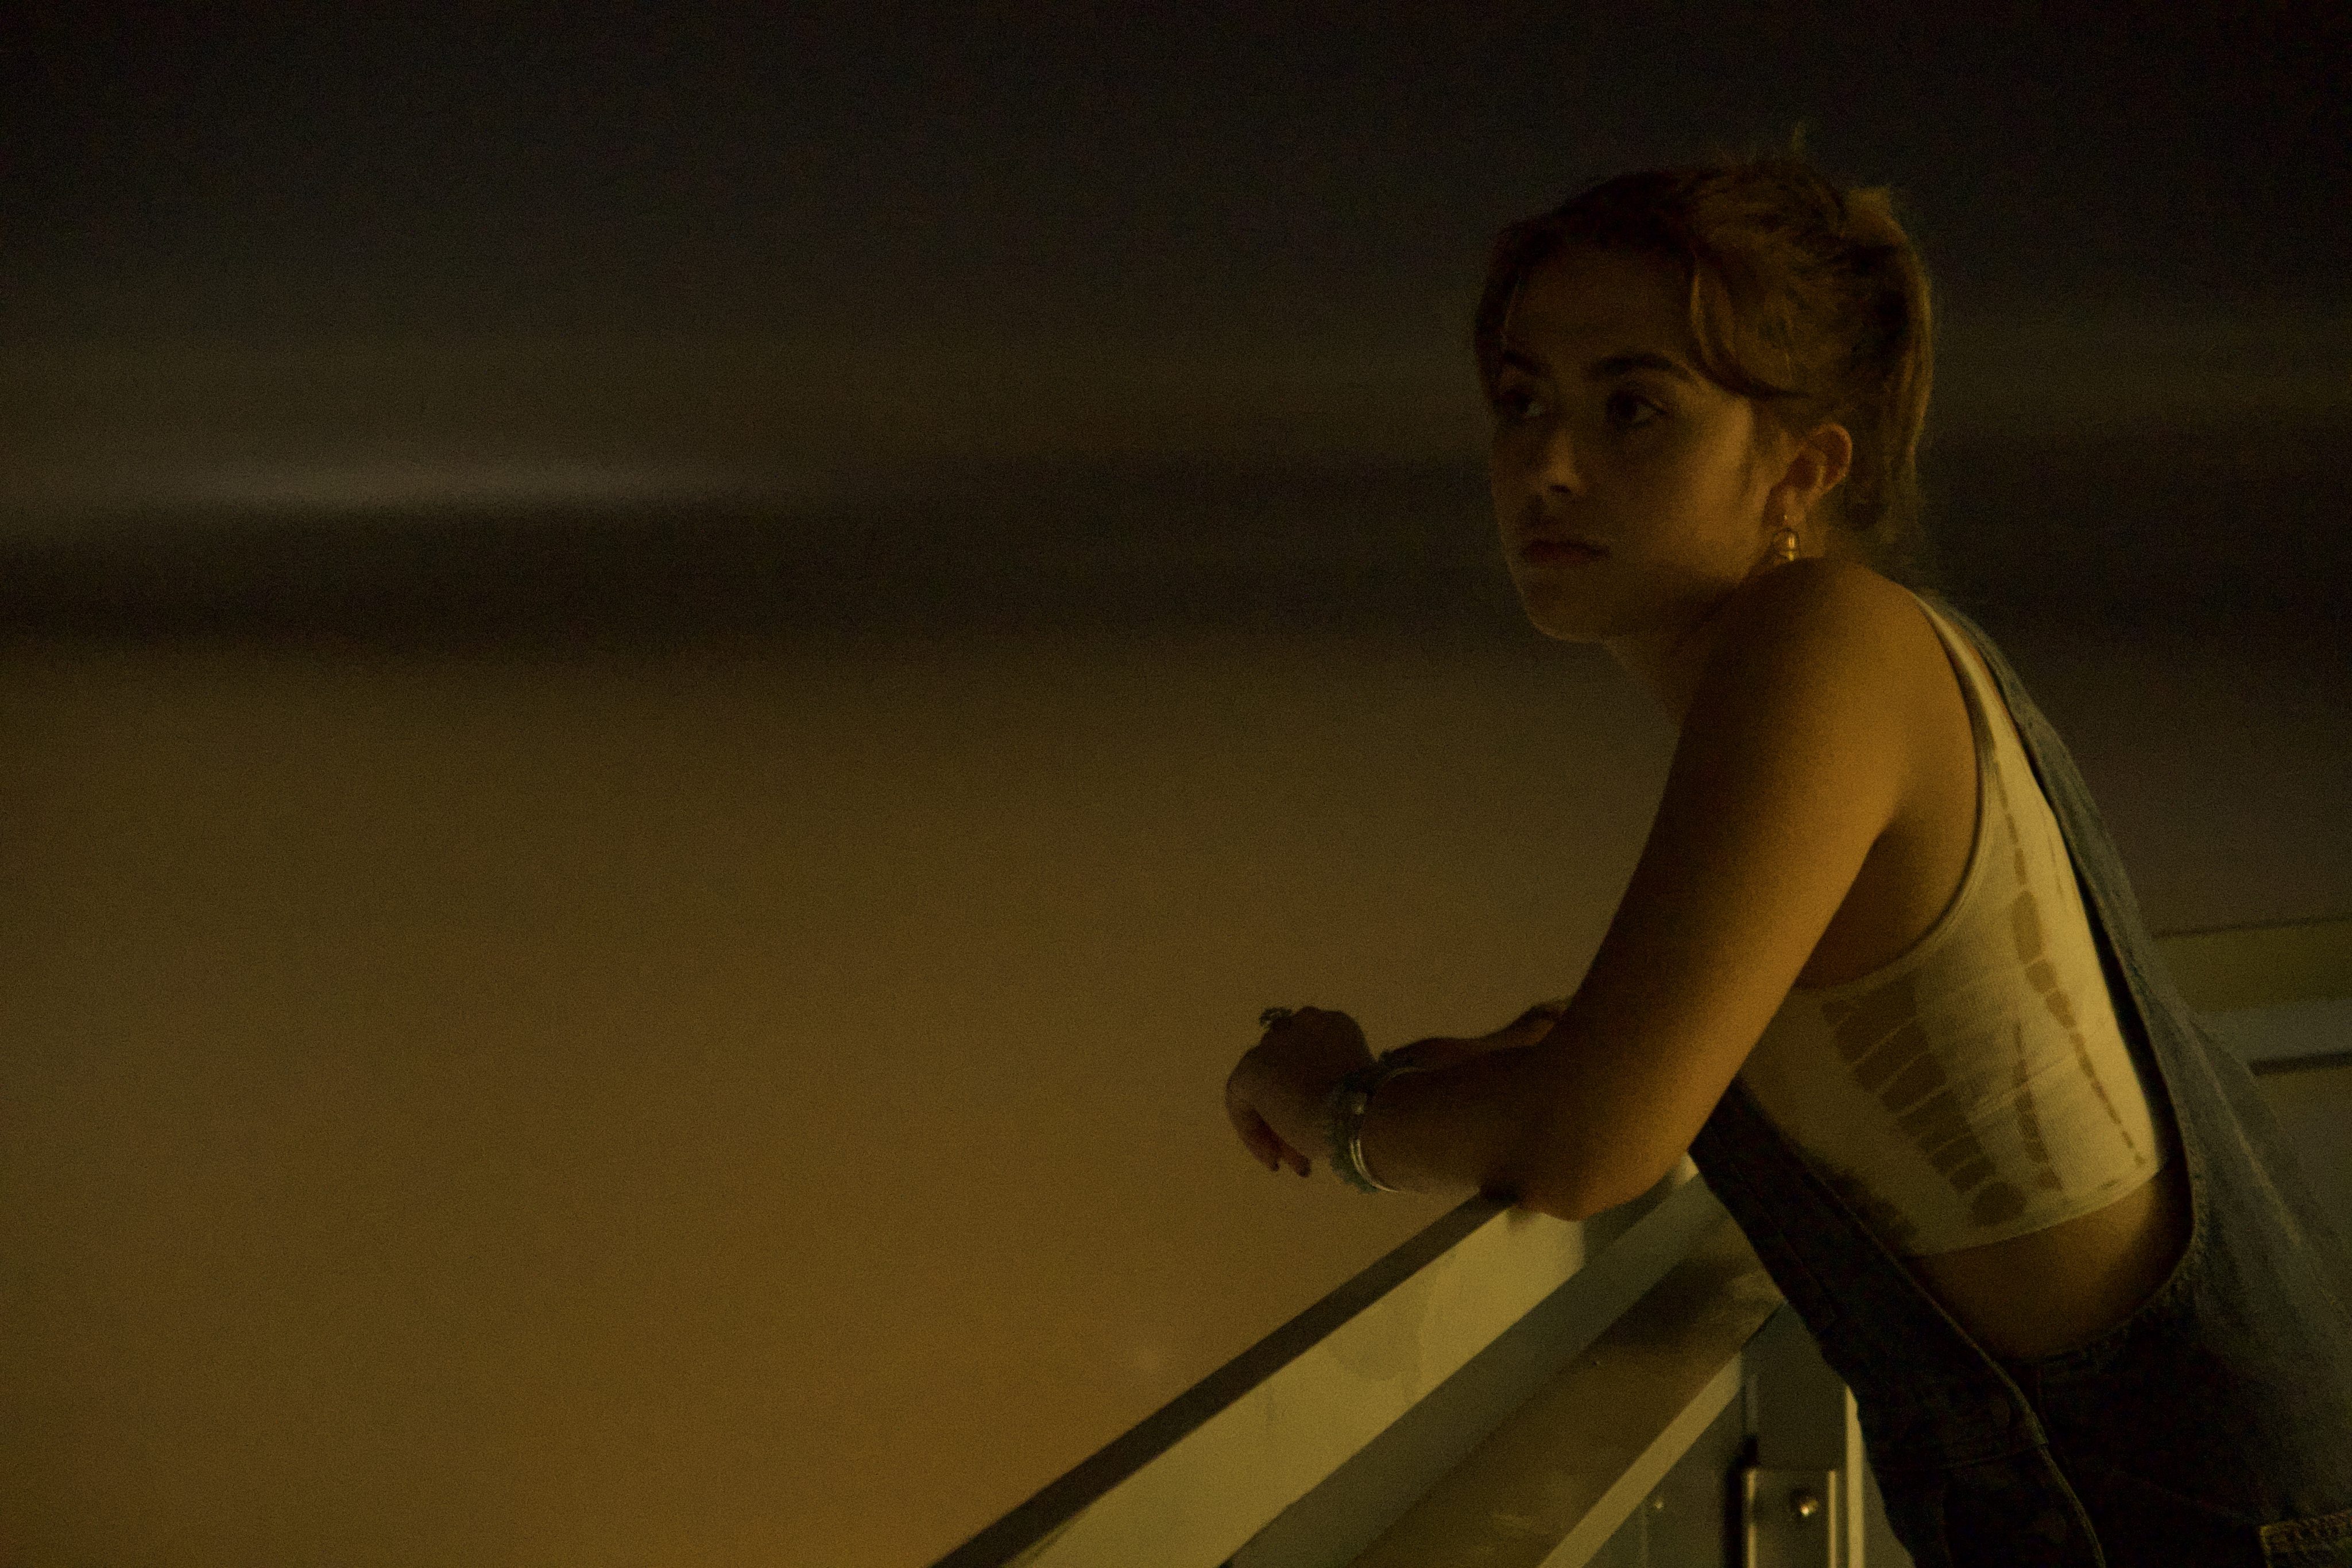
[1223,150,2352,1567]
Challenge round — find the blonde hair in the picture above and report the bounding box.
[1473,129,1944,589]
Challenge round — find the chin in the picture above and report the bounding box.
[1525,615,1609,645]
[1509,579,1611,644]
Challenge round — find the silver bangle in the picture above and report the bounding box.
[1322,1055,1425,1194]
[1261,1007,1419,1194]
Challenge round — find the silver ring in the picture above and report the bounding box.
[1259,1006,1297,1028]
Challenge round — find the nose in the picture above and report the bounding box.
[1530,416,1583,495]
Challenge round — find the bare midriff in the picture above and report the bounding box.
[1906,1152,2190,1360]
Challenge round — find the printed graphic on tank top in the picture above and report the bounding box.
[1735,595,2169,1256]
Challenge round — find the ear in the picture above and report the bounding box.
[1773,420,1854,525]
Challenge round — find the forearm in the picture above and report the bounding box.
[1351,1043,1566,1213]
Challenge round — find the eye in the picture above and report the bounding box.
[1493,385,1544,423]
[1606,389,1661,429]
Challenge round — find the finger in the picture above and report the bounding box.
[1232,1102,1284,1173]
[1239,1117,1277,1173]
[1390,1036,1471,1068]
[1263,1121,1309,1178]
[1514,999,1572,1036]
[1225,1073,1276,1167]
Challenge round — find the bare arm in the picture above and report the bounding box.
[1354,562,1919,1218]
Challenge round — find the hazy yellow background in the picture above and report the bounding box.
[3,611,2345,1565]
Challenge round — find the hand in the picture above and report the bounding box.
[1383,998,1569,1072]
[1224,1006,1373,1177]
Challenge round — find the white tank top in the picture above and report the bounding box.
[1733,592,2170,1256]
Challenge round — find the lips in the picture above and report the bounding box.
[1519,535,1605,565]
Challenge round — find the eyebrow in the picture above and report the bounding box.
[1498,347,1696,385]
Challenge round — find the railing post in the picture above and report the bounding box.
[1740,1306,1866,1567]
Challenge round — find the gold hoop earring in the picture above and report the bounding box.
[1770,524,1801,565]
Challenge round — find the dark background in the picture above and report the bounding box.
[3,2,2348,645]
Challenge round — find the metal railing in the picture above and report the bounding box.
[938,916,2351,1568]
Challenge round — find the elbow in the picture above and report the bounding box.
[1512,1164,1604,1224]
[1521,1179,1612,1225]
[1518,1149,1672,1224]
[1504,1056,1682,1222]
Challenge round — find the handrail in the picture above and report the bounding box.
[934,917,2350,1568]
[2172,914,2352,1076]
[2158,913,2352,1013]
[935,1170,1726,1568]
[1332,1203,1793,1568]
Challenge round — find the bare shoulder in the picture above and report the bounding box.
[1711,556,1937,675]
[1678,555,1964,859]
[1699,557,1982,990]
[1684,557,1954,757]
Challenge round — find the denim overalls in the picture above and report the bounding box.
[1686,593,2352,1567]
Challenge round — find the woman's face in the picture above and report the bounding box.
[1488,243,1792,645]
